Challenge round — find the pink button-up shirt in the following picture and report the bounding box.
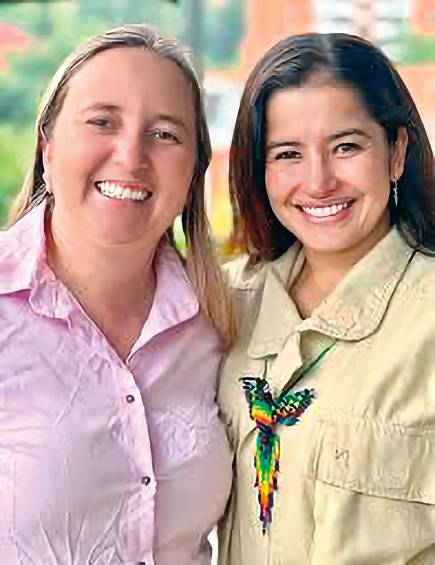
[0,203,232,565]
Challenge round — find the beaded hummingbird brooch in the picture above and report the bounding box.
[240,377,315,534]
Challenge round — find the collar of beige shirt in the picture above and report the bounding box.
[241,228,415,359]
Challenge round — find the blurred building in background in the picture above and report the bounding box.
[0,0,434,241]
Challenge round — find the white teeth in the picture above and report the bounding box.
[302,201,350,218]
[96,182,150,201]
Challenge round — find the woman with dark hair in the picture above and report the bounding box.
[218,33,435,564]
[0,24,233,564]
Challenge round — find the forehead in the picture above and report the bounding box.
[61,46,195,124]
[266,81,377,138]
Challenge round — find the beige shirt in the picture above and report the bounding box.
[218,228,435,565]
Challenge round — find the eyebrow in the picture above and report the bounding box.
[79,105,190,131]
[80,103,121,114]
[154,113,190,131]
[266,140,302,151]
[266,128,371,151]
[328,128,371,141]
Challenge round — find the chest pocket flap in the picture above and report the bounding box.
[314,418,435,503]
[309,418,435,564]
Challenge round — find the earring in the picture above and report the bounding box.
[392,178,399,207]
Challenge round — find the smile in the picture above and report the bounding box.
[300,201,352,218]
[95,181,152,202]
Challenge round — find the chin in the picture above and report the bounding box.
[297,233,363,256]
[88,224,146,247]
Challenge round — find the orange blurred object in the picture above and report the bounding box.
[411,0,435,35]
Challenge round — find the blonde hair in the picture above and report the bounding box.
[10,23,235,348]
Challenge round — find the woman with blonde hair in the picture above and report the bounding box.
[0,24,233,564]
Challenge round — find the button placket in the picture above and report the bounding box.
[116,364,156,560]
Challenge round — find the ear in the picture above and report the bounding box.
[390,127,408,181]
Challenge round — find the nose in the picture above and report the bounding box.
[113,128,150,176]
[304,151,336,196]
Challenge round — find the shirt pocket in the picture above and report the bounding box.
[0,450,15,544]
[309,419,435,565]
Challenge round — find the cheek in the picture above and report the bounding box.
[166,151,195,190]
[50,140,95,180]
[265,167,280,203]
[157,153,195,214]
[359,163,391,206]
[265,166,297,204]
[158,146,194,176]
[343,148,390,186]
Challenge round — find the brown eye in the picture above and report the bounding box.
[275,150,302,160]
[335,142,360,155]
[87,118,111,128]
[151,130,179,143]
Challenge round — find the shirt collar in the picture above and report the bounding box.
[247,242,302,358]
[247,228,414,358]
[0,202,199,333]
[134,241,199,350]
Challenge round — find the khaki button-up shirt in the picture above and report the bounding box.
[218,228,435,565]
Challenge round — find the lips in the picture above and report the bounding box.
[301,201,351,218]
[296,199,355,219]
[94,181,153,202]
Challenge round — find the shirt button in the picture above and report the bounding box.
[125,394,135,403]
[141,476,151,486]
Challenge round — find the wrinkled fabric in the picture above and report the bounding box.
[0,203,232,565]
[218,228,435,565]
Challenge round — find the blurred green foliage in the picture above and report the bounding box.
[0,124,34,222]
[381,19,435,63]
[395,30,435,62]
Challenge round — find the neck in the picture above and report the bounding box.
[303,220,390,294]
[46,214,157,319]
[291,219,390,318]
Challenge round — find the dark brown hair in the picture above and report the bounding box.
[230,32,435,263]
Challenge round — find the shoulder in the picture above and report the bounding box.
[221,255,270,334]
[0,206,42,258]
[407,251,435,301]
[0,207,45,289]
[414,251,435,281]
[0,221,23,273]
[391,251,435,338]
[221,254,268,292]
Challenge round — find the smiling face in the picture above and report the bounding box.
[42,46,196,247]
[264,79,407,260]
